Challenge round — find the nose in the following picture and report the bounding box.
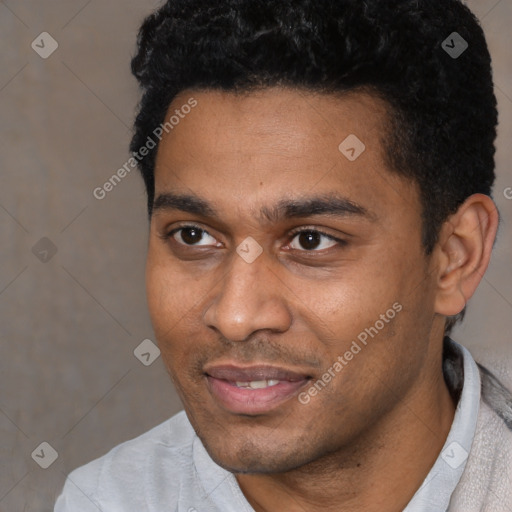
[203,247,292,342]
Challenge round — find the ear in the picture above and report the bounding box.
[434,194,499,317]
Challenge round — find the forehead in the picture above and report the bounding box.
[160,86,389,155]
[153,87,419,223]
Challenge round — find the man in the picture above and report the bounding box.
[55,0,512,511]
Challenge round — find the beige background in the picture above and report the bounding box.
[0,1,511,510]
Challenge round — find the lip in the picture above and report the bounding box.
[204,364,310,382]
[204,363,311,415]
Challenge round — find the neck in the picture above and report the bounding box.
[236,346,456,512]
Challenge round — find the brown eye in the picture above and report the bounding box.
[288,229,341,252]
[168,226,218,246]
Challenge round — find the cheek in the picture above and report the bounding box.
[290,266,396,339]
[293,248,428,366]
[145,255,196,341]
[146,264,173,331]
[145,254,216,370]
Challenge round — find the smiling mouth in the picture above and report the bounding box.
[203,363,312,414]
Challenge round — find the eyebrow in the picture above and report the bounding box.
[152,192,375,223]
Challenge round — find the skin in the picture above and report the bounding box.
[146,87,498,512]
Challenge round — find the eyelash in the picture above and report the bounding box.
[163,223,346,252]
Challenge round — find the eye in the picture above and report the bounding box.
[287,229,344,252]
[167,225,219,247]
[164,224,346,252]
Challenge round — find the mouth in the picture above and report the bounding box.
[203,364,312,414]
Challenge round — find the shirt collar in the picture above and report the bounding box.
[404,337,481,512]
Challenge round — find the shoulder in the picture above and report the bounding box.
[54,410,195,511]
[449,357,512,512]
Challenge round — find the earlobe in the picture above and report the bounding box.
[434,194,499,317]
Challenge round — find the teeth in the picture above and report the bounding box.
[235,379,280,389]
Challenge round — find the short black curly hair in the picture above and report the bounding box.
[130,0,498,330]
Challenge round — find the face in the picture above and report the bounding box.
[146,87,440,474]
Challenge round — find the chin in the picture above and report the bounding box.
[199,433,312,474]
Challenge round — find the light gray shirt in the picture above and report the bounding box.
[54,340,480,512]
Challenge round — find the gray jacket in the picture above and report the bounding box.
[445,338,512,511]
